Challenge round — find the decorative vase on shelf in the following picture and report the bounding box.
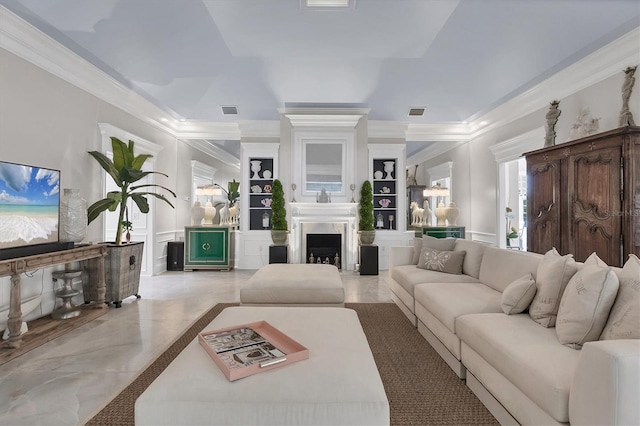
[250,160,262,179]
[191,201,204,225]
[59,188,87,243]
[383,161,395,180]
[263,170,272,179]
[434,202,447,226]
[373,170,383,180]
[445,202,459,226]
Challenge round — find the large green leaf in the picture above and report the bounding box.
[131,183,177,198]
[131,193,150,213]
[111,137,131,171]
[132,154,153,170]
[87,151,120,187]
[87,198,117,224]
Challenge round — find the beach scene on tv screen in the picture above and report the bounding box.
[0,162,60,249]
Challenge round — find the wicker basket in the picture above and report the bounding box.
[83,242,144,308]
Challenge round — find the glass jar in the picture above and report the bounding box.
[60,188,87,243]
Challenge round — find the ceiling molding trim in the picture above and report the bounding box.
[285,114,364,128]
[182,139,241,170]
[237,120,281,138]
[0,6,178,135]
[407,140,468,166]
[489,127,545,163]
[98,123,163,157]
[468,26,640,139]
[367,121,409,139]
[405,123,471,142]
[175,122,241,140]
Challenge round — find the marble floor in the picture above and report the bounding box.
[0,268,393,426]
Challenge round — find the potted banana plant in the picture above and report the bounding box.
[85,137,176,307]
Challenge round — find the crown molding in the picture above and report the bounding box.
[407,140,468,167]
[285,113,364,128]
[406,122,471,142]
[0,6,179,135]
[182,139,240,170]
[237,120,281,138]
[3,5,637,166]
[98,123,163,157]
[468,26,640,140]
[489,127,545,163]
[174,121,240,140]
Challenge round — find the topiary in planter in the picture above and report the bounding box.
[358,180,375,245]
[270,179,288,245]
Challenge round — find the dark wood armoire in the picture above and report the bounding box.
[524,126,640,267]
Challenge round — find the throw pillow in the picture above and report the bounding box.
[413,236,456,265]
[556,264,619,349]
[600,254,640,340]
[501,273,537,315]
[584,252,609,268]
[529,248,578,327]
[417,247,466,274]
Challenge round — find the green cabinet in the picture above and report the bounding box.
[184,226,233,271]
[421,226,466,239]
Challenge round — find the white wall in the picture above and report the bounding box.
[420,70,639,243]
[0,48,233,320]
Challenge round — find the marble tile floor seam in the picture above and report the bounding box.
[0,269,393,426]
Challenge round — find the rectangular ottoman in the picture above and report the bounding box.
[240,263,345,306]
[135,306,390,425]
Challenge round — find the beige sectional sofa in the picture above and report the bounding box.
[389,237,640,425]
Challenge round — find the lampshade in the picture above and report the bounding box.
[197,185,222,197]
[423,183,450,198]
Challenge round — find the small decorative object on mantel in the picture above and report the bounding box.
[544,100,561,147]
[350,184,356,203]
[291,183,297,202]
[318,188,329,203]
[619,65,637,127]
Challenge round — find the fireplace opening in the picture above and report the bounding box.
[307,234,341,269]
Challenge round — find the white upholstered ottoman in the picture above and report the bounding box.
[135,307,389,425]
[240,263,345,306]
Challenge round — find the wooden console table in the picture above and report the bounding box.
[0,244,107,350]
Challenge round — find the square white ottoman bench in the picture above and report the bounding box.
[135,306,390,425]
[240,263,345,306]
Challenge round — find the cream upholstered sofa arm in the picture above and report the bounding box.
[569,339,640,425]
[390,246,414,267]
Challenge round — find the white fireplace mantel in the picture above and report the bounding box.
[289,202,359,270]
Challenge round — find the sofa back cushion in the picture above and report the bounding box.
[556,264,619,349]
[454,239,487,279]
[411,236,456,265]
[479,247,542,293]
[529,248,578,327]
[600,254,640,340]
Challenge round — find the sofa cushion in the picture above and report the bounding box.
[454,239,487,279]
[556,265,619,349]
[501,273,537,315]
[417,248,466,274]
[457,313,581,423]
[414,282,502,333]
[391,265,480,297]
[478,247,542,293]
[529,248,578,327]
[600,254,640,340]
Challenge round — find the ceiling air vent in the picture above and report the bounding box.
[408,107,425,117]
[221,106,238,115]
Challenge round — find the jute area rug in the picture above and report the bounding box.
[86,303,498,425]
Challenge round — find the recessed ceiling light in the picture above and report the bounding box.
[408,107,425,117]
[307,0,349,7]
[221,106,239,115]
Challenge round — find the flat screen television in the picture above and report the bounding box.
[0,160,72,260]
